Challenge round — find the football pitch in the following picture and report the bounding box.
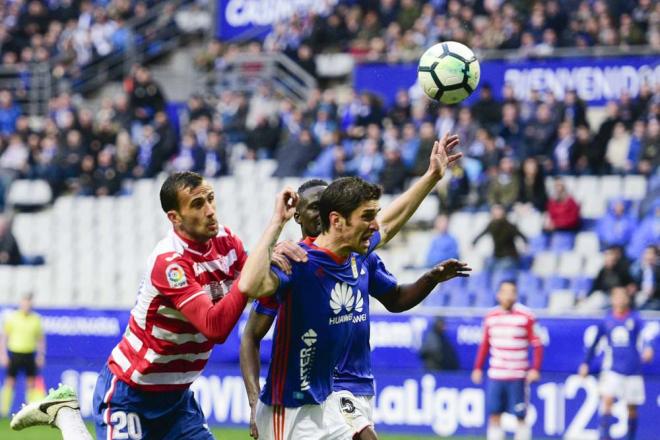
[0,419,481,439]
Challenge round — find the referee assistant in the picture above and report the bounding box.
[1,294,45,416]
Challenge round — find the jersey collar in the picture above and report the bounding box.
[172,229,212,255]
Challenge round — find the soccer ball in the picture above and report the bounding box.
[417,41,481,105]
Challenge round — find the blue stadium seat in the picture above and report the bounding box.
[467,272,490,292]
[528,235,548,255]
[569,276,594,298]
[517,272,541,292]
[447,290,472,307]
[423,292,447,307]
[544,276,568,292]
[474,292,496,308]
[549,232,576,252]
[526,291,548,309]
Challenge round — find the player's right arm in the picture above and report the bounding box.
[238,188,298,298]
[579,321,605,377]
[240,301,277,439]
[472,317,490,384]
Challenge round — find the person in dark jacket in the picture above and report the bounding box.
[420,317,459,371]
[473,204,527,273]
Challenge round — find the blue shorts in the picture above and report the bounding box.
[92,365,214,440]
[486,379,527,418]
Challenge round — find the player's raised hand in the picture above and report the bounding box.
[427,133,462,180]
[428,259,471,282]
[273,187,299,224]
[578,363,589,377]
[274,240,308,263]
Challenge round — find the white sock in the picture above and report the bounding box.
[54,407,94,440]
[487,424,505,440]
[514,423,531,440]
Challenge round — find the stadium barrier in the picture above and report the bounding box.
[1,307,658,438]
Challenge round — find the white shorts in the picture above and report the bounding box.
[328,390,375,436]
[255,400,354,440]
[599,371,646,405]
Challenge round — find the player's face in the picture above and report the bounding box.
[497,283,517,310]
[343,200,380,254]
[173,181,218,242]
[295,185,326,238]
[611,287,630,312]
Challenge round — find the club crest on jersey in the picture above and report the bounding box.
[166,263,187,288]
[351,256,358,278]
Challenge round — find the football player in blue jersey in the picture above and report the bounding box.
[238,134,469,440]
[578,286,655,440]
[241,178,470,440]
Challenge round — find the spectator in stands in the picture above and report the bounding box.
[578,246,636,311]
[552,122,575,174]
[545,178,581,232]
[127,65,166,126]
[0,135,29,210]
[632,245,660,310]
[380,145,408,194]
[473,204,527,273]
[522,103,557,160]
[439,162,471,213]
[425,214,459,268]
[517,157,547,213]
[487,157,519,210]
[273,129,320,177]
[0,90,21,136]
[593,101,621,174]
[606,122,632,173]
[419,317,459,371]
[570,124,596,174]
[561,90,588,128]
[626,120,647,172]
[597,199,637,249]
[0,214,22,265]
[171,132,205,174]
[638,117,658,175]
[471,84,501,133]
[499,103,523,155]
[627,201,660,261]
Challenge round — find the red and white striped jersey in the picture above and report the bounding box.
[474,305,543,380]
[108,226,247,391]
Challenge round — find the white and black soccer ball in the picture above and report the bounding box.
[417,41,481,105]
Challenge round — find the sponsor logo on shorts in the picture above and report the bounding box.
[341,397,356,414]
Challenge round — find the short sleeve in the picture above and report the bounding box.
[150,253,205,309]
[367,253,398,298]
[271,264,293,303]
[254,296,279,317]
[35,315,44,338]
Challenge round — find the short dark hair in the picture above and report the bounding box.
[160,172,204,212]
[297,179,328,195]
[319,177,381,232]
[498,279,517,289]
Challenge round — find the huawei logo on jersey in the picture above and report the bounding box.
[330,282,355,314]
[354,291,363,313]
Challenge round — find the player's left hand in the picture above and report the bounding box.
[272,241,308,274]
[526,369,540,384]
[273,187,299,224]
[428,259,471,282]
[642,347,654,363]
[427,133,462,180]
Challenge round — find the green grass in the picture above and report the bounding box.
[0,419,479,439]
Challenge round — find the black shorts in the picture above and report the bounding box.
[7,352,37,378]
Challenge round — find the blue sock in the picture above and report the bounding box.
[627,417,637,440]
[599,414,613,440]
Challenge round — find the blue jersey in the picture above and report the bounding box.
[332,253,397,397]
[584,311,651,375]
[259,233,391,407]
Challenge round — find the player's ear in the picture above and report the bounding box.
[293,210,301,224]
[329,212,343,231]
[167,210,181,227]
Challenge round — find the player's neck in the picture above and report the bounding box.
[174,228,211,251]
[313,233,351,261]
[613,308,630,318]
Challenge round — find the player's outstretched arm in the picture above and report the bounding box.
[240,308,276,439]
[378,133,461,246]
[238,188,298,298]
[377,259,471,312]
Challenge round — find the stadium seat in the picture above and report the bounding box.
[6,179,53,209]
[410,197,439,225]
[569,276,594,299]
[517,210,543,238]
[573,176,599,204]
[526,291,548,309]
[600,175,622,201]
[517,272,541,292]
[548,290,576,313]
[623,175,648,200]
[544,276,568,292]
[574,231,600,256]
[549,231,575,252]
[556,252,583,278]
[583,253,605,277]
[531,252,557,277]
[447,290,471,307]
[528,234,548,255]
[474,292,496,308]
[580,196,607,219]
